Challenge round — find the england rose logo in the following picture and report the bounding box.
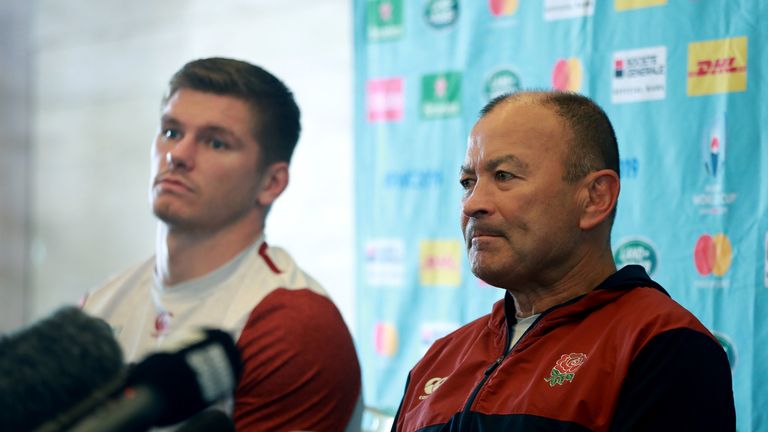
[544,353,587,386]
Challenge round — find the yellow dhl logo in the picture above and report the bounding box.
[688,57,746,77]
[687,37,747,96]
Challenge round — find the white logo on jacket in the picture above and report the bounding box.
[419,377,447,400]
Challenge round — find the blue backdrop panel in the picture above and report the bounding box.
[354,1,766,430]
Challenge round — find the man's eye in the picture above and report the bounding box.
[209,139,228,150]
[459,178,475,189]
[495,171,515,181]
[163,129,180,140]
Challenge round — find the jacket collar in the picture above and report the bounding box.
[491,265,666,337]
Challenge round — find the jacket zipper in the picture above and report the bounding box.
[456,313,545,430]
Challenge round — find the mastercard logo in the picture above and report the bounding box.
[489,0,519,16]
[694,233,733,276]
[374,322,399,356]
[552,58,583,91]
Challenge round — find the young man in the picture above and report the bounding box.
[83,58,361,431]
[392,91,735,431]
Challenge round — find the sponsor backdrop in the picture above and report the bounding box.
[354,1,766,429]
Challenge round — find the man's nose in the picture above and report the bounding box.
[165,136,196,171]
[461,181,493,218]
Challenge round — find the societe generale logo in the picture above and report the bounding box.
[552,58,583,91]
[694,233,733,277]
[687,37,747,96]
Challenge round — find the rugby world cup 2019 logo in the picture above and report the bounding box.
[692,113,737,216]
[703,114,726,179]
[367,0,403,41]
[694,233,732,278]
[552,58,583,92]
[687,37,747,96]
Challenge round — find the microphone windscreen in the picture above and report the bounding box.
[0,306,123,431]
[175,410,235,432]
[127,328,242,426]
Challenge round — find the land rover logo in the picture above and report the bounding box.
[614,239,657,275]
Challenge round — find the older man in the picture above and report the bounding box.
[392,91,734,431]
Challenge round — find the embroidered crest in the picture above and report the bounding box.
[152,310,174,337]
[544,353,587,387]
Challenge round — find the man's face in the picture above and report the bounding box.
[150,88,265,231]
[460,101,584,288]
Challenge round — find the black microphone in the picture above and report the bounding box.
[175,410,235,432]
[0,306,124,432]
[69,328,242,432]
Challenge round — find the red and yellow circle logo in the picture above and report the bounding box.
[489,0,519,16]
[694,233,733,276]
[552,58,583,91]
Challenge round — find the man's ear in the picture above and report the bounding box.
[256,162,289,207]
[579,169,620,230]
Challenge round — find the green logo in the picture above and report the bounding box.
[484,69,522,101]
[614,238,658,275]
[421,72,462,119]
[367,0,403,41]
[714,332,737,371]
[425,0,459,28]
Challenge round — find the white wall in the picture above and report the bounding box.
[29,0,356,332]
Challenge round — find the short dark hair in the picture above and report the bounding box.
[481,91,620,182]
[163,57,301,166]
[480,91,620,224]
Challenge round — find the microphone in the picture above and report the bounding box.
[69,328,242,432]
[0,306,124,432]
[175,410,235,432]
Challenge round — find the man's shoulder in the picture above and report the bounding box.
[253,243,328,297]
[596,285,717,344]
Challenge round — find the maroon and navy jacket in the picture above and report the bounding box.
[393,265,735,431]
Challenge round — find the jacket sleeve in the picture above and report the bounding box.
[232,288,362,432]
[610,327,735,432]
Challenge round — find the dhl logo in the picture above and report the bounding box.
[687,37,747,96]
[419,240,462,286]
[688,57,746,77]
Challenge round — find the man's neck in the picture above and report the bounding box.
[509,246,617,318]
[155,218,263,286]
